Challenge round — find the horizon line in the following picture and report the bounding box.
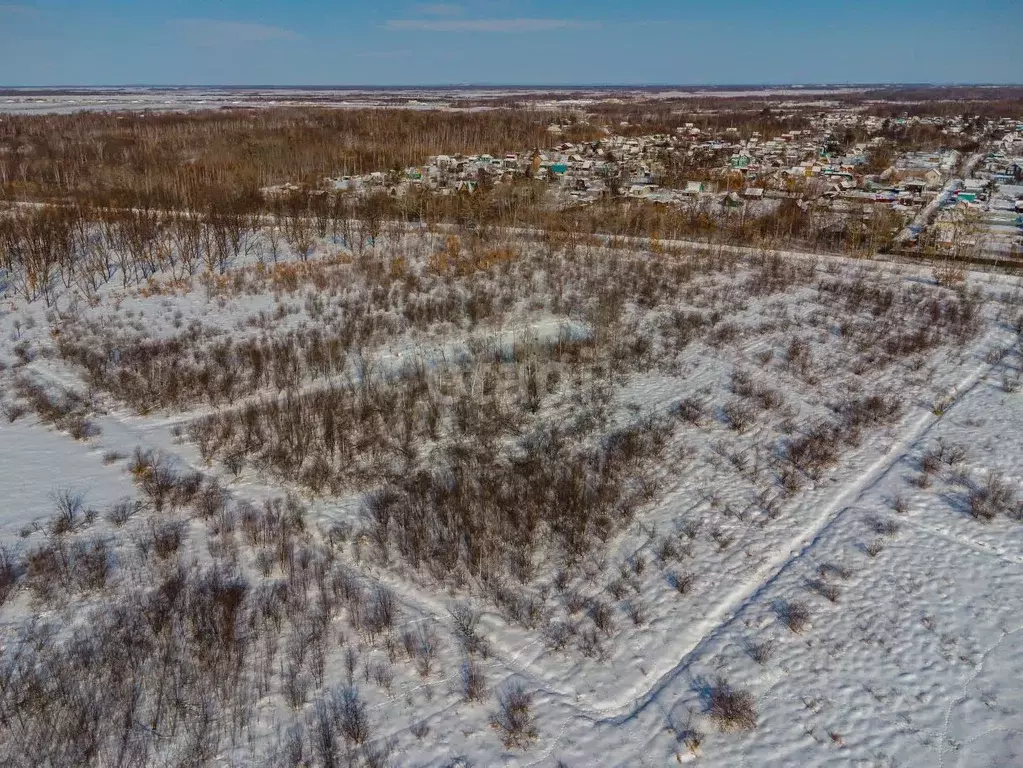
[2,82,1022,91]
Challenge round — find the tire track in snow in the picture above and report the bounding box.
[593,358,998,725]
[523,352,1008,768]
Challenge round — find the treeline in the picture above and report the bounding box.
[582,100,814,140]
[0,182,905,309]
[862,86,1023,119]
[0,203,267,304]
[408,191,903,254]
[0,108,601,210]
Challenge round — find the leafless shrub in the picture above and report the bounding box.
[786,421,840,478]
[835,394,902,444]
[709,525,734,550]
[784,335,812,377]
[490,682,538,750]
[462,658,487,702]
[676,395,706,425]
[730,369,756,398]
[707,678,757,732]
[682,723,705,755]
[577,625,607,659]
[924,439,968,469]
[0,547,19,606]
[624,599,646,626]
[134,452,181,512]
[150,520,186,559]
[780,599,811,633]
[65,414,99,441]
[14,376,89,434]
[680,519,702,540]
[2,402,27,423]
[371,660,394,691]
[405,720,429,743]
[270,723,307,768]
[631,555,646,576]
[194,480,228,520]
[50,488,84,534]
[807,578,841,603]
[401,622,440,677]
[968,473,1018,522]
[450,601,488,657]
[818,562,850,581]
[224,452,246,479]
[656,536,681,563]
[866,514,900,536]
[310,685,371,761]
[668,706,706,757]
[174,470,204,507]
[722,398,757,433]
[607,578,628,600]
[102,450,126,464]
[931,393,956,416]
[588,598,616,637]
[491,585,548,630]
[128,445,153,477]
[779,465,802,494]
[863,538,886,558]
[729,368,785,414]
[365,586,396,636]
[24,541,68,602]
[745,638,775,665]
[670,569,695,595]
[343,647,360,686]
[71,537,111,591]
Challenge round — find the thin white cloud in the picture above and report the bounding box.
[413,3,463,16]
[172,19,303,46]
[386,18,600,32]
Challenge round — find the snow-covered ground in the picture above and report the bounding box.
[0,86,870,115]
[0,230,1021,766]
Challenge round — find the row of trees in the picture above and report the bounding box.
[0,181,909,308]
[0,190,401,304]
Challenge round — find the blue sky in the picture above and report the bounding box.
[1,0,1020,86]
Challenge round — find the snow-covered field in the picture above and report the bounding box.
[1,227,1021,766]
[0,86,870,115]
